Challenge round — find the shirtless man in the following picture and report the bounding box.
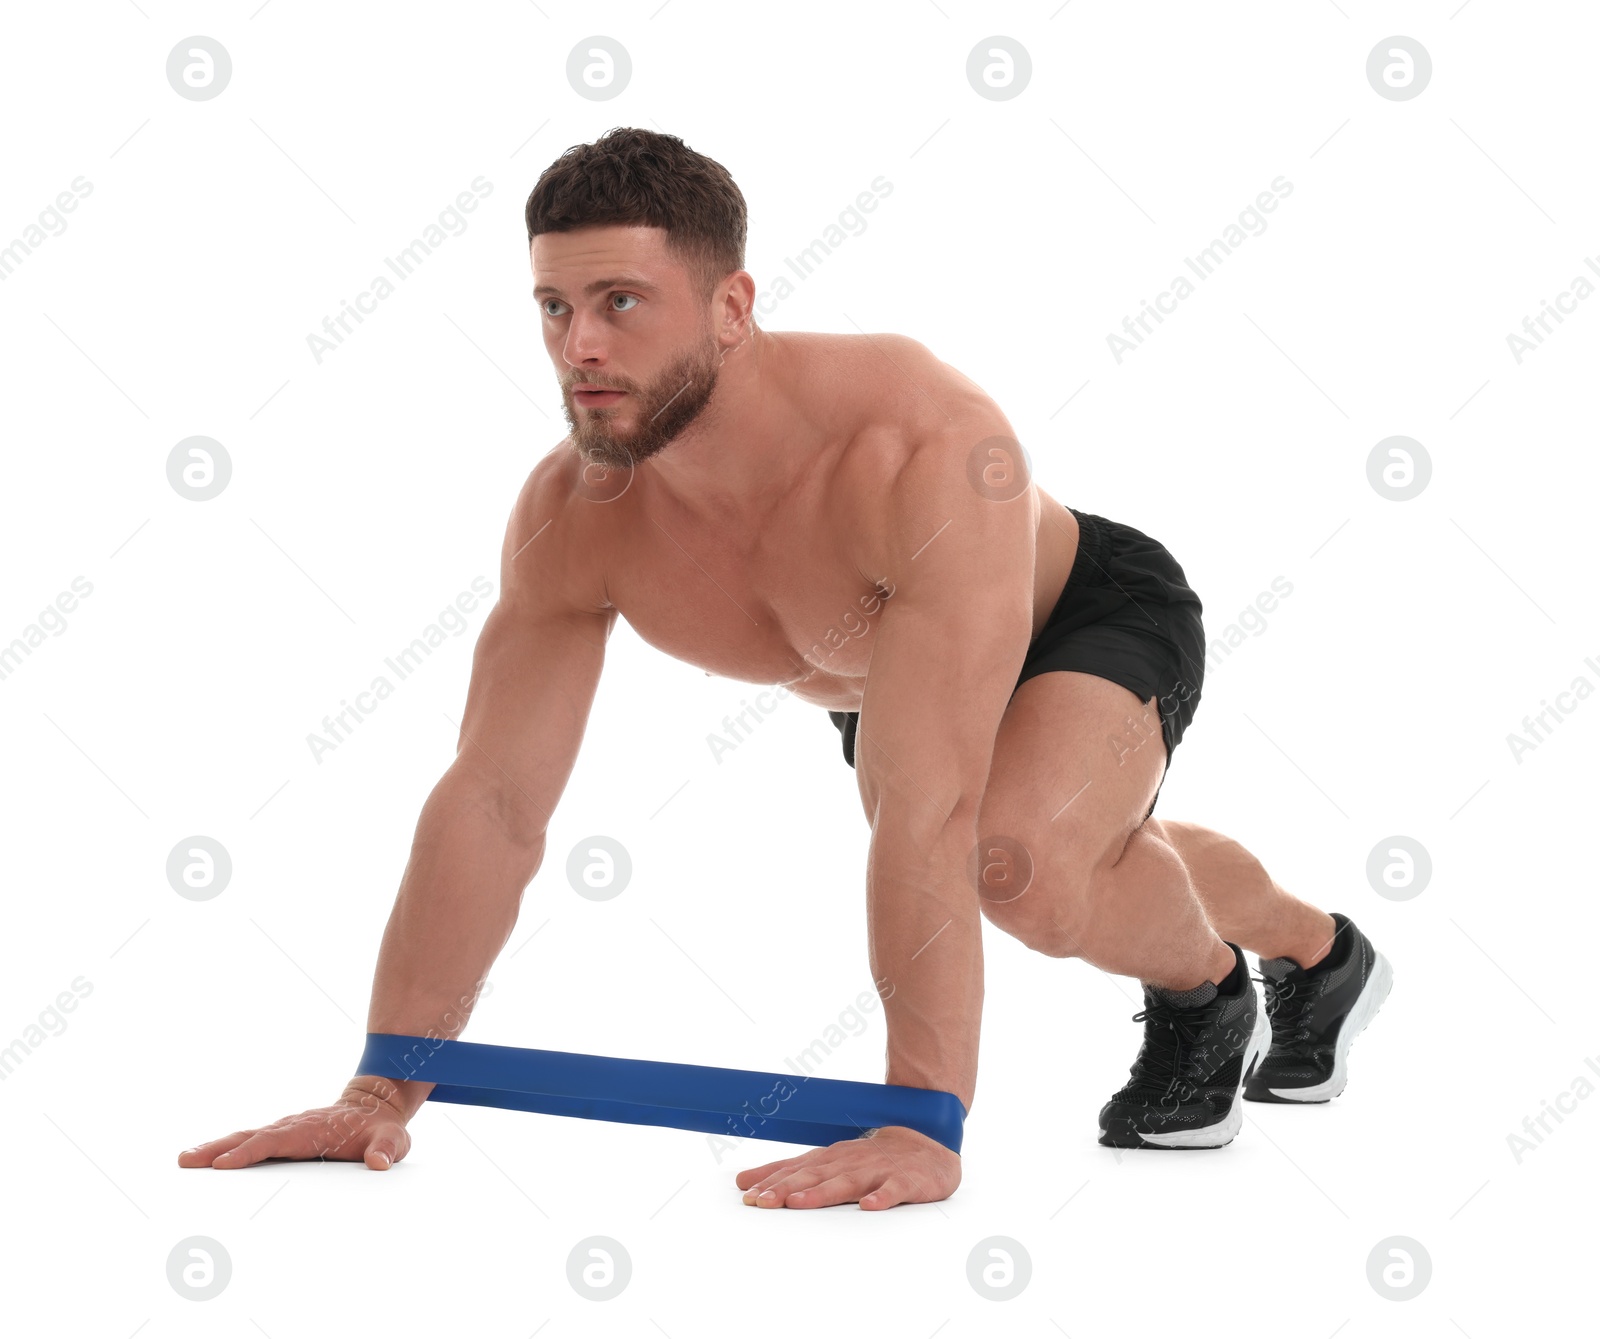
[179,128,1392,1209]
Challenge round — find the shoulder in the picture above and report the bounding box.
[833,343,1034,581]
[834,337,995,473]
[499,440,616,615]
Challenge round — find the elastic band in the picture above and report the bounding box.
[356,1033,965,1153]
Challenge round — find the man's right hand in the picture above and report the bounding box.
[177,1078,417,1171]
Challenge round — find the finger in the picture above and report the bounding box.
[178,1131,261,1167]
[209,1127,306,1169]
[734,1156,800,1190]
[859,1177,909,1211]
[741,1159,826,1201]
[855,1150,933,1202]
[782,1171,877,1209]
[743,1167,832,1208]
[363,1126,406,1170]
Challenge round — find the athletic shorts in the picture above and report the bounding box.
[827,507,1207,819]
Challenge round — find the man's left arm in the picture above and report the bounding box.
[737,417,1037,1211]
[852,425,1037,1117]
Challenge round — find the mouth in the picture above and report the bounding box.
[572,387,627,408]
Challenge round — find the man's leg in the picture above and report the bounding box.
[1144,818,1338,969]
[974,671,1229,989]
[977,668,1272,1147]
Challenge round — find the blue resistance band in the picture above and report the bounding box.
[357,1033,966,1154]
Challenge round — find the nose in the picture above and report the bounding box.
[561,308,609,370]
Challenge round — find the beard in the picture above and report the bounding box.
[562,334,723,472]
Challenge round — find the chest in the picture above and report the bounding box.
[605,505,893,695]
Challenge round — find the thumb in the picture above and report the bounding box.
[364,1126,404,1171]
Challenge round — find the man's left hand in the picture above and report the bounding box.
[736,1124,961,1210]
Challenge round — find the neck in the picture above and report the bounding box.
[644,325,802,517]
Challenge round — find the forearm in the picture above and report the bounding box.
[866,813,983,1114]
[358,769,544,1118]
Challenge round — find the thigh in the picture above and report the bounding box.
[975,670,1167,928]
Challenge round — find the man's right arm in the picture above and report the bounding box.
[359,457,614,1116]
[180,454,612,1169]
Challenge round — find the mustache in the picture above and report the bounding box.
[565,377,632,393]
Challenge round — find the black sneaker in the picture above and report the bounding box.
[1098,942,1271,1149]
[1243,911,1392,1104]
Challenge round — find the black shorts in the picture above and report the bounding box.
[827,507,1206,819]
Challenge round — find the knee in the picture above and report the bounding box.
[976,815,1179,957]
[1110,824,1191,906]
[971,824,1099,959]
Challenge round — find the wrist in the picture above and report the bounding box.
[342,1073,429,1123]
[886,1065,973,1115]
[864,1124,963,1156]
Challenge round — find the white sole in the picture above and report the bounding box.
[1266,949,1393,1102]
[1139,988,1273,1148]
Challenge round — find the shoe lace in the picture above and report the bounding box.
[1125,997,1217,1104]
[1255,972,1321,1053]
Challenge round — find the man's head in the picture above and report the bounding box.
[526,127,752,470]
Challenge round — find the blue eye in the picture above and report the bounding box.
[540,293,637,316]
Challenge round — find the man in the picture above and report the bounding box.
[179,128,1392,1209]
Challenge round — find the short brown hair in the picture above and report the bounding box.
[525,127,747,302]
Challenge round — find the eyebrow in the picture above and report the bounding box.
[532,276,658,299]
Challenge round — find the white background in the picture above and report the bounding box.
[1,1,1593,1334]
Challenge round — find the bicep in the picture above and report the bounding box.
[447,465,614,843]
[853,431,1037,833]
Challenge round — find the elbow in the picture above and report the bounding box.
[433,763,549,857]
[870,793,982,858]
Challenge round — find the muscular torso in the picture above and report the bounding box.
[543,331,1080,711]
